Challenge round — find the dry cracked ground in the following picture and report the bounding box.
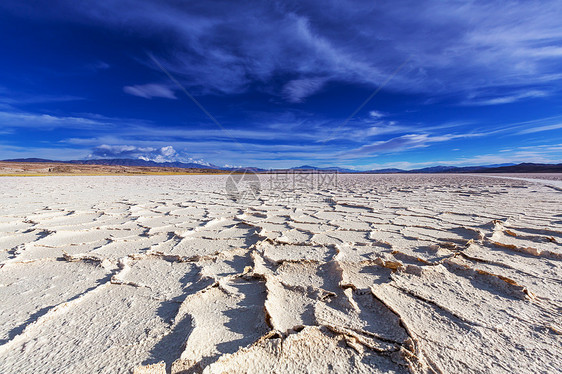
[0,174,561,373]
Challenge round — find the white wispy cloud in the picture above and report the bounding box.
[516,123,562,135]
[0,94,85,105]
[462,90,550,106]
[344,132,485,156]
[368,111,385,119]
[0,110,113,129]
[4,0,561,103]
[123,83,177,99]
[1,105,559,168]
[282,78,327,103]
[492,115,562,135]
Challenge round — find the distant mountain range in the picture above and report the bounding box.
[1,158,265,172]
[289,162,562,173]
[2,158,562,174]
[291,165,358,173]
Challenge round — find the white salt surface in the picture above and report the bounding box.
[0,174,561,373]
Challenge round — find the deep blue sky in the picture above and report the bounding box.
[1,0,562,169]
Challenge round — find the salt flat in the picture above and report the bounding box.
[0,174,561,373]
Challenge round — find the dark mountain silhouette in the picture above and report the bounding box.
[2,159,560,173]
[475,163,562,173]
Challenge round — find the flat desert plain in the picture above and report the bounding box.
[0,174,561,373]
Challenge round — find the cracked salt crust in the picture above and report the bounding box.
[0,174,560,373]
